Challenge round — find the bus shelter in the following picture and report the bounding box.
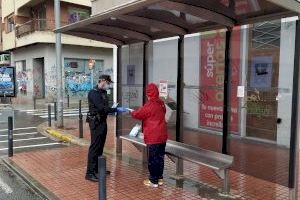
[56,0,300,199]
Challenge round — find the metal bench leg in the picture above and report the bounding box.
[116,137,122,156]
[222,169,230,195]
[176,158,184,177]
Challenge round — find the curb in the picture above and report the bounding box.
[2,158,59,200]
[46,129,72,143]
[37,122,89,147]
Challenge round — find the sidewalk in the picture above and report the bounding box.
[6,116,300,200]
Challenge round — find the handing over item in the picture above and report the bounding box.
[126,108,134,112]
[116,107,128,113]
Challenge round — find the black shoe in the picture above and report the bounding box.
[85,174,98,182]
[95,171,111,178]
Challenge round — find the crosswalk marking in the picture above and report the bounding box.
[39,113,87,118]
[0,132,38,137]
[28,109,88,114]
[17,108,89,119]
[31,111,88,116]
[0,137,47,143]
[0,143,61,151]
[0,127,37,132]
[20,108,88,112]
[0,177,13,194]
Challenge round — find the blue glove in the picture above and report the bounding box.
[117,107,128,113]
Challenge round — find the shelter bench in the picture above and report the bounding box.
[120,135,234,195]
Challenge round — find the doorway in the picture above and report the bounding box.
[33,58,45,98]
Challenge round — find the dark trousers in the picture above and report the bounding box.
[86,121,107,175]
[147,143,166,184]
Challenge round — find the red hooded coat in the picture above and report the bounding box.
[131,83,168,144]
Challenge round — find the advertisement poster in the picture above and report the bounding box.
[0,67,15,97]
[250,56,273,91]
[199,28,240,133]
[159,80,168,98]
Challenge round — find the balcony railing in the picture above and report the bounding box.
[15,19,68,38]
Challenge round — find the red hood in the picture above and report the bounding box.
[146,83,159,100]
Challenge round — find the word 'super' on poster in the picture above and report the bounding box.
[0,67,15,97]
[199,28,240,133]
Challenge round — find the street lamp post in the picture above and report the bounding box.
[55,0,63,128]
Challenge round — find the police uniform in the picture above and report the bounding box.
[86,84,117,178]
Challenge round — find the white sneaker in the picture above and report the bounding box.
[158,179,164,186]
[143,179,158,188]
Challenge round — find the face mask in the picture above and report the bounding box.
[103,84,110,90]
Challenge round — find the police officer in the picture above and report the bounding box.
[85,74,127,182]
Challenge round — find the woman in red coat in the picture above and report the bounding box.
[130,83,168,188]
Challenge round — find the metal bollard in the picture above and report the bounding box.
[67,95,70,108]
[98,156,106,200]
[79,100,83,138]
[48,104,51,127]
[8,117,13,157]
[33,96,36,110]
[54,102,57,121]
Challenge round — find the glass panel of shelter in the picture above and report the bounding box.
[118,16,298,192]
[119,44,145,137]
[179,18,297,191]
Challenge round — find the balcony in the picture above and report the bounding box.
[15,19,68,38]
[16,0,91,12]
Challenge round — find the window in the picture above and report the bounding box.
[36,4,47,30]
[6,15,14,33]
[68,7,90,24]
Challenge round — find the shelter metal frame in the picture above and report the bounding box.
[56,0,300,199]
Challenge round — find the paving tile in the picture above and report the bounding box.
[9,116,300,200]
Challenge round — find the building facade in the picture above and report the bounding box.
[0,0,10,66]
[1,0,114,102]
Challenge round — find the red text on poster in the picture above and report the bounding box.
[199,28,241,133]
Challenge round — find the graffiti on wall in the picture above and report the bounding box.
[45,65,57,97]
[64,58,107,98]
[65,72,92,97]
[16,71,28,95]
[33,64,43,97]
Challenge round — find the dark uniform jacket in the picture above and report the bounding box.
[88,87,117,122]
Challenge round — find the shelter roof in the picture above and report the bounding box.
[56,0,300,45]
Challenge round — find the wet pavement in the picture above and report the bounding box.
[0,108,67,199]
[0,111,65,157]
[0,162,42,200]
[3,109,45,129]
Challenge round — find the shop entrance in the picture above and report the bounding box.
[33,58,45,98]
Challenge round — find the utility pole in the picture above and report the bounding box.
[55,0,63,127]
